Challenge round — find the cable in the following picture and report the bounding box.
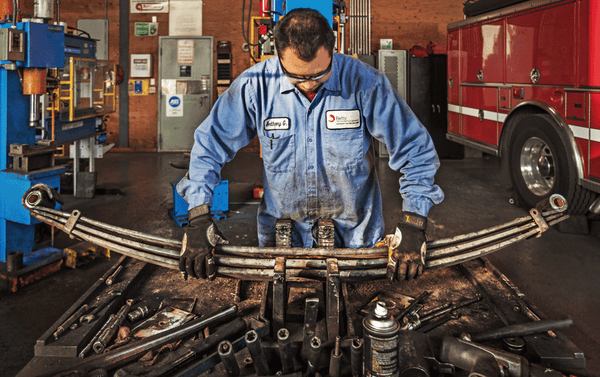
[67,26,91,38]
[241,0,259,64]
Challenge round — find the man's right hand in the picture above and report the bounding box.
[179,204,216,279]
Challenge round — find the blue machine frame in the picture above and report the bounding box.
[269,0,335,28]
[0,22,66,262]
[284,0,333,28]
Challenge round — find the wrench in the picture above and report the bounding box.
[80,291,121,324]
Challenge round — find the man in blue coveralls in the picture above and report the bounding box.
[177,8,444,282]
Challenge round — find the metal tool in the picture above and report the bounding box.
[233,279,242,303]
[218,340,241,377]
[142,316,267,377]
[79,314,115,358]
[466,318,574,343]
[39,303,239,376]
[328,336,343,377]
[106,265,123,285]
[93,299,134,353]
[398,330,454,376]
[80,291,121,324]
[306,336,322,377]
[302,297,319,360]
[127,306,150,323]
[115,317,248,377]
[350,337,363,377]
[439,336,565,377]
[277,328,294,374]
[245,329,270,376]
[397,291,429,321]
[403,297,480,331]
[419,302,452,319]
[418,313,459,333]
[53,304,89,339]
[397,330,431,377]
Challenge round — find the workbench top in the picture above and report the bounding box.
[16,255,587,377]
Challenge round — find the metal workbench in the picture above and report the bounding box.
[16,252,587,377]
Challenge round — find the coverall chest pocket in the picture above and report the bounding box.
[258,133,296,173]
[323,128,363,170]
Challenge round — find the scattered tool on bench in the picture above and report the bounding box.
[440,335,567,377]
[80,290,122,324]
[38,304,239,376]
[462,317,574,342]
[402,296,482,331]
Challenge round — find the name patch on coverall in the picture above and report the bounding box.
[326,110,361,129]
[264,118,290,130]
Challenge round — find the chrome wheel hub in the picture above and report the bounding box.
[520,137,555,196]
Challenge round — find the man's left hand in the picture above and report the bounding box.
[386,212,427,281]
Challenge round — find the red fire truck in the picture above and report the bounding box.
[446,0,600,214]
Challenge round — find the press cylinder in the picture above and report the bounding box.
[261,0,270,17]
[34,0,54,19]
[363,301,400,377]
[23,68,47,95]
[7,250,24,272]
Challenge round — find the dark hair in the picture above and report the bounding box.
[273,8,335,61]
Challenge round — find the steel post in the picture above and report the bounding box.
[326,259,341,341]
[245,330,270,376]
[218,340,241,377]
[277,328,294,374]
[273,257,286,334]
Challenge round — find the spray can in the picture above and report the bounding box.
[363,301,400,376]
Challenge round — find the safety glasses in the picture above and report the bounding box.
[279,57,332,83]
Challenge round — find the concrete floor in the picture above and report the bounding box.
[1,150,599,376]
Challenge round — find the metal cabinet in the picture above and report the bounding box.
[158,36,213,152]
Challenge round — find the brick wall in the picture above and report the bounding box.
[19,0,464,150]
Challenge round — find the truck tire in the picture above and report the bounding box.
[508,114,596,214]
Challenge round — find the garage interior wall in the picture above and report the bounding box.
[20,0,465,151]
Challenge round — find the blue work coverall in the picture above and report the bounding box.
[177,53,444,248]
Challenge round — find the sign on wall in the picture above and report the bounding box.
[169,0,203,36]
[177,40,194,64]
[131,0,169,13]
[129,79,150,95]
[166,94,184,117]
[135,22,159,36]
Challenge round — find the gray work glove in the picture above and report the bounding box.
[179,204,226,280]
[386,212,427,281]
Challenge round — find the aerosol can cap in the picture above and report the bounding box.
[373,301,390,318]
[364,301,400,334]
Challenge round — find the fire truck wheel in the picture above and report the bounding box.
[509,114,596,214]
